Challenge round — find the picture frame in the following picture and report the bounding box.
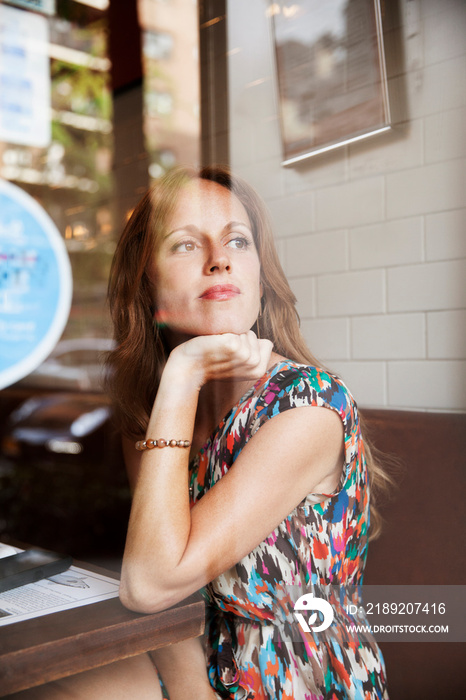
[270,0,391,165]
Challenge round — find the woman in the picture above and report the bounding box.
[104,165,390,700]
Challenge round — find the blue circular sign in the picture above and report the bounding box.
[0,179,72,390]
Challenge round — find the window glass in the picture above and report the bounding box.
[0,0,200,392]
[139,0,200,181]
[143,30,173,61]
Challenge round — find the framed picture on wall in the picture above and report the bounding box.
[270,0,391,165]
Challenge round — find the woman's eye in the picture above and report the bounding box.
[227,237,250,249]
[173,241,196,252]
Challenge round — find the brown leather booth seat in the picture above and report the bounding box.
[361,409,465,700]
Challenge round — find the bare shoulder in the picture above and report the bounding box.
[236,361,347,495]
[246,402,344,470]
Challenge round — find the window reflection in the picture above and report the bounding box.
[139,0,200,181]
[0,0,200,390]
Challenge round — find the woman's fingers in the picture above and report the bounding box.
[243,331,273,374]
[207,331,272,380]
[174,332,273,385]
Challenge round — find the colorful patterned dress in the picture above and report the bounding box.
[189,361,389,700]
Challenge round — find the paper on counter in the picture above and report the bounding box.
[0,563,120,627]
[0,543,21,559]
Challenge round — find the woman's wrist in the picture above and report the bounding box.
[143,347,202,437]
[163,344,206,394]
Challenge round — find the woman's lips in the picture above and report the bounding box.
[199,284,240,300]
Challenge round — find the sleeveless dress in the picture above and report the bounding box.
[188,361,389,700]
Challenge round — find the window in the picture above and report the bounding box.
[143,30,174,61]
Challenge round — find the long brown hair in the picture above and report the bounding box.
[106,165,390,537]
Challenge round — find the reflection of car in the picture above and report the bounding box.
[17,338,114,391]
[0,390,130,558]
[1,393,116,467]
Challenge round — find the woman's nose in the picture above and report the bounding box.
[205,244,231,273]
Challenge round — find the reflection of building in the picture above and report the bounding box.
[138,0,200,178]
[0,3,113,249]
[0,0,201,361]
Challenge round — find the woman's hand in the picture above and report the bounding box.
[166,331,273,391]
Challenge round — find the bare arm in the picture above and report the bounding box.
[120,332,343,613]
[123,438,216,699]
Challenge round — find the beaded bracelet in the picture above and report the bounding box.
[135,438,191,451]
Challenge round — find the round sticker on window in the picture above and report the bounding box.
[0,180,72,390]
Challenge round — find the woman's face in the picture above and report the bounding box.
[151,178,262,342]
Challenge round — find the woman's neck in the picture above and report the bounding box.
[191,351,285,455]
[195,378,252,440]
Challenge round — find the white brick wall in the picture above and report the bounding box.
[288,276,316,320]
[330,361,387,407]
[316,177,385,230]
[349,217,423,269]
[386,159,466,219]
[388,260,466,312]
[425,209,466,261]
[284,230,347,277]
[317,270,386,317]
[424,108,466,163]
[266,192,315,238]
[427,310,466,359]
[228,0,466,410]
[388,361,466,410]
[352,314,426,360]
[301,318,350,361]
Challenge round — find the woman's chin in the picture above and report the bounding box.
[182,325,251,338]
[201,321,254,336]
[166,315,257,339]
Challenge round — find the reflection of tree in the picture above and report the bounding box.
[277,32,345,124]
[53,3,107,54]
[276,0,381,147]
[52,60,111,120]
[46,17,115,344]
[50,29,112,192]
